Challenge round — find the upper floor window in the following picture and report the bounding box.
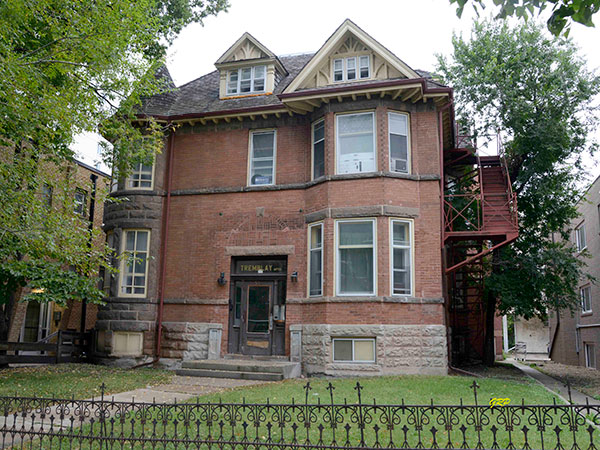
[581,285,592,313]
[249,130,276,186]
[391,220,412,296]
[336,112,375,174]
[127,163,153,190]
[74,189,87,216]
[42,183,53,208]
[312,119,325,179]
[120,230,150,297]
[389,112,409,174]
[336,219,375,296]
[575,223,586,252]
[227,66,266,95]
[333,56,370,82]
[308,223,323,297]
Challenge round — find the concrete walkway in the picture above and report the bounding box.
[508,358,600,405]
[0,376,270,448]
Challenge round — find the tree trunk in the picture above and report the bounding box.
[483,249,500,366]
[0,289,17,368]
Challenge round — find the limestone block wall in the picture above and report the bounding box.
[161,322,222,360]
[298,324,447,376]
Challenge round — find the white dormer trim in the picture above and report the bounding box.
[216,32,276,65]
[283,19,420,94]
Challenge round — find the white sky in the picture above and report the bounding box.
[73,0,600,181]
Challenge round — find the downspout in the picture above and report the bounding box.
[155,127,176,361]
[133,126,175,369]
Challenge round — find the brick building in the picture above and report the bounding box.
[8,159,109,344]
[98,20,517,375]
[549,174,600,369]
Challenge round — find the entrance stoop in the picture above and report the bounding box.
[176,359,301,381]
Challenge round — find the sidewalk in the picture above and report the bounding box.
[508,358,600,405]
[1,375,269,448]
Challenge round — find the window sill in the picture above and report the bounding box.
[581,311,593,317]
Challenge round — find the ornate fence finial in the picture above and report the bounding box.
[327,382,335,405]
[100,383,106,401]
[470,380,479,405]
[303,382,312,404]
[566,379,573,404]
[354,382,363,404]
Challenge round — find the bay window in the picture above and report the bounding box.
[336,220,375,295]
[120,230,150,297]
[312,119,325,179]
[389,112,409,173]
[308,223,323,296]
[127,163,153,189]
[391,220,412,296]
[336,112,375,174]
[249,130,276,186]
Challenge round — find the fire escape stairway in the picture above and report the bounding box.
[444,155,518,274]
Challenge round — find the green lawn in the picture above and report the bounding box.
[0,363,173,399]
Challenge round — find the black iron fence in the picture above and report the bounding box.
[1,381,599,449]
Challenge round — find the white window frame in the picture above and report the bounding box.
[335,111,377,175]
[332,338,376,363]
[308,223,324,297]
[581,285,592,313]
[74,188,87,216]
[127,162,154,190]
[248,129,277,186]
[332,56,371,82]
[119,229,150,298]
[227,65,266,95]
[585,343,596,369]
[390,219,414,297]
[388,111,411,174]
[575,223,586,252]
[335,219,376,296]
[311,118,325,180]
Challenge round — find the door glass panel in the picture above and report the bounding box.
[247,286,270,333]
[23,302,41,342]
[234,285,242,327]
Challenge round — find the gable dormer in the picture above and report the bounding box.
[215,32,288,99]
[284,20,420,93]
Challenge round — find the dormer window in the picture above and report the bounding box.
[333,56,370,83]
[227,65,266,95]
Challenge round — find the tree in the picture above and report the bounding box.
[437,20,600,364]
[0,0,228,344]
[450,0,600,35]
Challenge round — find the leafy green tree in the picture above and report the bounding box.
[437,20,600,364]
[450,0,600,35]
[0,0,228,345]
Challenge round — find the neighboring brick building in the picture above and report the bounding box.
[98,20,517,374]
[8,159,109,344]
[549,174,600,369]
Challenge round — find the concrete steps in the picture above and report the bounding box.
[176,358,301,381]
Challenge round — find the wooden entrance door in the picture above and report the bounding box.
[240,282,274,355]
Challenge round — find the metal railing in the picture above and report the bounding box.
[1,381,600,449]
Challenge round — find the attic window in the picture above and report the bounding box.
[227,66,266,95]
[333,56,370,82]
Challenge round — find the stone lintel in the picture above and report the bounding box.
[305,205,420,223]
[225,245,295,256]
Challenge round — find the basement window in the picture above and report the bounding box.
[333,338,375,363]
[585,343,596,369]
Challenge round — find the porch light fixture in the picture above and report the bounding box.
[217,272,227,286]
[291,271,298,282]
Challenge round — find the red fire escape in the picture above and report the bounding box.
[443,133,518,364]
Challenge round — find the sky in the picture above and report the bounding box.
[73,0,600,181]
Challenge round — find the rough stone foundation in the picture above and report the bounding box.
[297,324,448,376]
[161,322,222,360]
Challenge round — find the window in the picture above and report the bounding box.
[249,130,276,186]
[112,332,143,357]
[74,189,87,216]
[127,163,153,189]
[336,220,375,295]
[227,66,266,95]
[332,56,370,82]
[585,343,596,369]
[309,224,323,296]
[336,112,375,174]
[42,183,53,208]
[581,286,592,313]
[391,220,412,295]
[312,119,325,179]
[575,223,586,251]
[120,230,150,296]
[333,338,375,363]
[389,112,409,173]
